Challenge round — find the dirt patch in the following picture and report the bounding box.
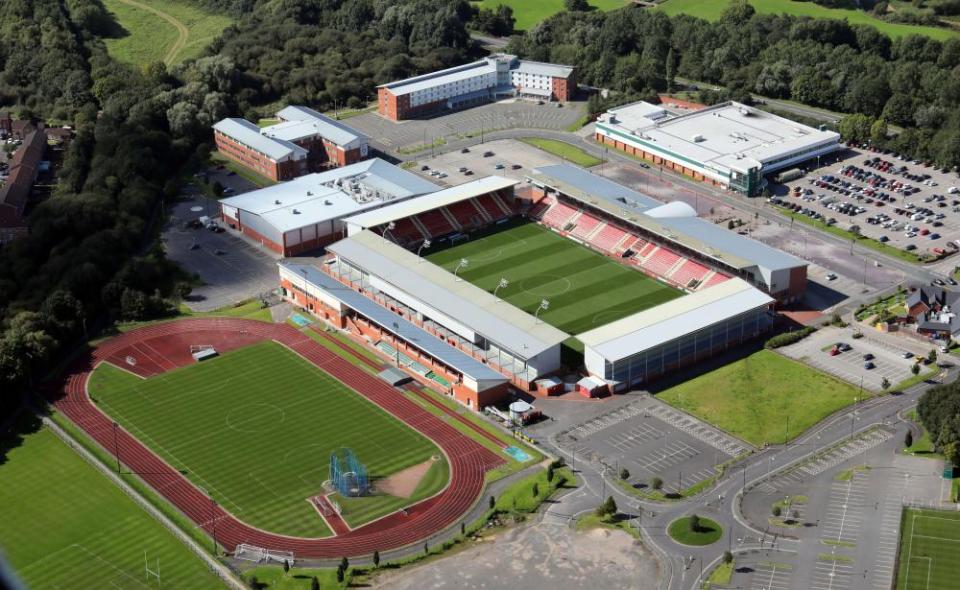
[377,458,435,498]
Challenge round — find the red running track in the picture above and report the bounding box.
[51,318,504,558]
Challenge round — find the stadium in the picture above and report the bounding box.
[279,163,805,403]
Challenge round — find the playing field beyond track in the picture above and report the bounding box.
[896,508,960,590]
[0,427,223,589]
[426,222,682,335]
[89,341,448,537]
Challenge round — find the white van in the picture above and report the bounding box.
[948,186,958,194]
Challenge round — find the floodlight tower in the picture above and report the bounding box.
[454,258,469,281]
[493,277,509,301]
[416,239,432,261]
[382,221,396,243]
[534,299,550,323]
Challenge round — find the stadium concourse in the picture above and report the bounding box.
[49,317,503,558]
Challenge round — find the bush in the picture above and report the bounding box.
[650,476,663,490]
[764,326,816,349]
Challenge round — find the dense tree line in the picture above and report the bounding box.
[507,0,960,168]
[917,383,960,466]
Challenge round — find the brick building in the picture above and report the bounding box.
[377,54,575,121]
[0,127,47,243]
[212,106,370,182]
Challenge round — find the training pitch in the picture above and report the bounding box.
[426,222,682,335]
[0,427,223,589]
[896,508,960,590]
[89,340,448,537]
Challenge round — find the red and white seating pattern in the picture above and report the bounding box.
[528,198,553,219]
[636,242,657,260]
[701,272,731,289]
[570,214,601,239]
[542,201,579,228]
[669,259,711,287]
[640,247,681,277]
[591,224,629,252]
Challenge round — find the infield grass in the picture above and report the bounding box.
[897,508,960,590]
[426,222,682,335]
[88,340,448,537]
[470,0,630,31]
[659,0,956,40]
[657,350,861,446]
[0,426,224,589]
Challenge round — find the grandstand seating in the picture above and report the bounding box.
[617,236,646,255]
[570,214,602,239]
[641,248,682,277]
[528,199,552,219]
[541,201,578,228]
[669,260,712,287]
[446,201,484,229]
[591,224,629,252]
[701,272,731,289]
[636,242,658,260]
[416,209,456,237]
[387,218,424,243]
[475,195,510,221]
[490,193,514,216]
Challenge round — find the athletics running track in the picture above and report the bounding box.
[50,318,503,558]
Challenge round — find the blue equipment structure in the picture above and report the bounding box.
[329,447,369,497]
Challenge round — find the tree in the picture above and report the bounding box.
[912,362,921,376]
[928,349,938,364]
[211,181,224,196]
[532,483,539,498]
[596,495,618,518]
[340,557,349,572]
[547,463,555,482]
[871,118,889,144]
[283,559,289,574]
[772,505,782,517]
[565,0,590,11]
[424,542,429,554]
[881,377,891,391]
[688,513,701,532]
[722,550,733,564]
[650,476,663,490]
[944,441,959,467]
[461,522,466,536]
[905,430,914,449]
[373,550,380,567]
[489,495,496,510]
[620,467,630,480]
[336,566,344,584]
[311,576,320,590]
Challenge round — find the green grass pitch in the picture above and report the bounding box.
[0,426,224,589]
[88,341,448,537]
[426,222,682,335]
[897,508,960,590]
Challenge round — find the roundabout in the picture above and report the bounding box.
[667,515,723,546]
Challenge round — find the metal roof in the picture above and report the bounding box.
[513,60,574,79]
[308,158,441,198]
[378,59,498,96]
[279,261,508,384]
[579,278,773,361]
[328,230,570,359]
[212,118,306,161]
[344,176,517,229]
[270,105,368,148]
[530,164,805,272]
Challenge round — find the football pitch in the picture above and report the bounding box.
[89,341,448,537]
[896,508,960,590]
[0,426,224,589]
[426,222,682,335]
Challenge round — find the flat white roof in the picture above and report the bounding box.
[598,101,840,173]
[329,230,569,358]
[514,60,574,79]
[271,105,368,148]
[213,118,307,161]
[344,176,517,229]
[579,278,773,361]
[379,60,498,96]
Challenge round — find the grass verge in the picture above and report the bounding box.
[211,151,277,188]
[667,516,723,546]
[519,137,602,167]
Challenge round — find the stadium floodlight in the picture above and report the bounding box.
[416,239,432,261]
[493,277,509,301]
[382,221,396,243]
[454,258,469,281]
[534,299,550,322]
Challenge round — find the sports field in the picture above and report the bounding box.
[657,350,861,446]
[102,0,232,66]
[896,508,960,590]
[659,0,956,40]
[426,222,682,335]
[0,426,224,589]
[89,341,448,537]
[470,0,630,31]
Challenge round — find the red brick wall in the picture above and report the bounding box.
[787,266,808,300]
[215,130,284,181]
[551,76,573,101]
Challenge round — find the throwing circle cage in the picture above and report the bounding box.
[330,447,369,497]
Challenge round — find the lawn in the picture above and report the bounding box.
[667,516,723,546]
[101,0,232,66]
[659,0,957,40]
[211,152,277,188]
[88,340,448,537]
[0,426,224,589]
[470,0,630,31]
[896,508,960,590]
[657,350,862,446]
[519,138,602,167]
[426,222,682,335]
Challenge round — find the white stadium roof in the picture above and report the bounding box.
[579,278,774,361]
[328,230,569,358]
[213,118,307,162]
[344,176,517,230]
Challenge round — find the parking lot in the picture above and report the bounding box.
[769,147,960,264]
[779,326,928,391]
[409,138,574,186]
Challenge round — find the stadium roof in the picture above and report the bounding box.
[579,278,774,361]
[328,230,569,358]
[212,118,307,161]
[514,60,574,79]
[279,261,507,385]
[344,176,517,229]
[530,164,805,272]
[268,105,369,148]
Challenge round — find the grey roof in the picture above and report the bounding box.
[212,118,306,161]
[530,164,805,272]
[377,59,498,96]
[579,278,773,361]
[309,158,441,199]
[270,105,369,148]
[328,230,569,359]
[514,60,574,79]
[279,261,507,385]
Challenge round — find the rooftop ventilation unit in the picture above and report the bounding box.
[692,134,704,143]
[274,200,281,205]
[739,106,751,116]
[292,208,301,214]
[306,191,312,196]
[324,199,333,205]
